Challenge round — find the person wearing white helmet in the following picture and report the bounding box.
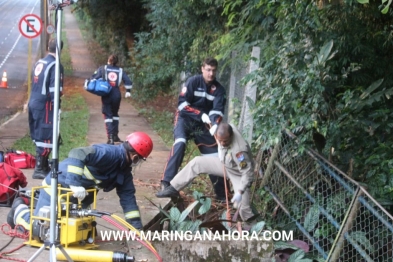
[7,132,153,231]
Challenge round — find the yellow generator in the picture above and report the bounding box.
[25,186,137,262]
[27,186,98,250]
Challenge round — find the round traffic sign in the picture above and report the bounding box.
[19,14,43,39]
[47,24,55,34]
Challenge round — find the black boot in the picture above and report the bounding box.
[42,155,50,173]
[107,134,114,145]
[156,185,180,198]
[160,180,170,191]
[113,134,123,143]
[32,155,47,179]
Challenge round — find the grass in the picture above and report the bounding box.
[61,32,73,76]
[12,93,89,160]
[137,107,174,146]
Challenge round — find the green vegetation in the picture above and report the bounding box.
[159,190,266,233]
[12,93,89,161]
[73,0,393,205]
[137,106,174,146]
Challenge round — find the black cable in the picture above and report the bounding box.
[0,236,15,252]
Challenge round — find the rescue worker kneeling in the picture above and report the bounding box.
[7,132,153,231]
[156,122,255,223]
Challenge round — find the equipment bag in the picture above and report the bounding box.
[84,65,112,96]
[85,79,112,96]
[4,150,36,169]
[0,162,28,207]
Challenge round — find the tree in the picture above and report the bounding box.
[217,0,393,202]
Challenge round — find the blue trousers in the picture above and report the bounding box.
[28,100,54,156]
[163,117,226,198]
[101,88,121,136]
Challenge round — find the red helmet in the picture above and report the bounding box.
[126,132,153,159]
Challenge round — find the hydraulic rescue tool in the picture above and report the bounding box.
[26,186,138,262]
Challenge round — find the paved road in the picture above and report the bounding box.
[0,0,41,121]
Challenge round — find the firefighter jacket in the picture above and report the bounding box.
[219,124,255,192]
[62,144,138,219]
[178,75,226,124]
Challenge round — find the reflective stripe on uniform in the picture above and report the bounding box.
[15,208,30,230]
[40,61,56,95]
[118,68,123,86]
[67,165,84,176]
[113,116,119,121]
[125,210,140,219]
[42,179,52,195]
[209,110,224,117]
[178,101,190,111]
[105,119,113,123]
[35,141,53,148]
[194,91,215,101]
[174,138,186,145]
[83,166,102,184]
[49,86,63,93]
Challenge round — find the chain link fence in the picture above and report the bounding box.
[251,129,393,261]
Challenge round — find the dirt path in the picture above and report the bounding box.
[0,8,170,262]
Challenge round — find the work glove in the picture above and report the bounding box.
[231,192,242,209]
[70,185,88,201]
[125,91,131,98]
[209,124,218,136]
[201,113,211,124]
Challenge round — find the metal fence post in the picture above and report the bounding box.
[240,46,260,144]
[327,188,363,261]
[260,140,281,187]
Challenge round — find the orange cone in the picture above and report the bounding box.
[0,71,8,88]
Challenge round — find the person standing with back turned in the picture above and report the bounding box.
[91,54,133,145]
[28,38,64,179]
[159,57,227,201]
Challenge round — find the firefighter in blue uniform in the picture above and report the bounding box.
[28,38,64,179]
[91,54,133,145]
[159,57,227,201]
[8,132,153,231]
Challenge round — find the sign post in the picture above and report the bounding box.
[19,14,43,100]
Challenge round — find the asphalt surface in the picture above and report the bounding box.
[0,0,41,121]
[0,7,170,262]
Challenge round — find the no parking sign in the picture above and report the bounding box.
[19,14,43,39]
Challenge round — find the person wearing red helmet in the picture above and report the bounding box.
[7,132,153,231]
